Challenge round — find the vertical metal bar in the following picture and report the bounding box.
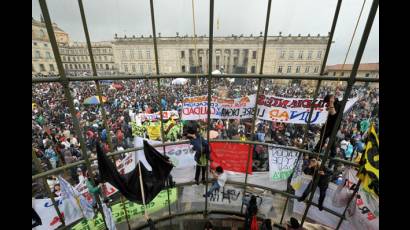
[77,0,131,228]
[335,180,362,229]
[205,0,214,216]
[78,0,131,226]
[319,0,343,75]
[300,0,378,225]
[240,0,272,214]
[149,0,172,221]
[32,149,66,226]
[38,0,109,228]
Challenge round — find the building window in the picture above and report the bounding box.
[182,65,186,72]
[333,72,336,76]
[251,66,256,73]
[39,64,45,71]
[296,66,300,73]
[317,51,322,59]
[69,64,73,69]
[124,64,128,72]
[138,50,143,59]
[140,64,144,73]
[35,50,41,58]
[33,42,37,46]
[49,64,55,72]
[122,50,127,59]
[45,52,52,60]
[181,51,185,59]
[305,66,310,73]
[252,51,257,59]
[298,51,303,59]
[146,51,151,59]
[44,43,48,47]
[314,66,319,73]
[147,64,152,73]
[341,72,344,76]
[104,56,108,61]
[130,50,134,60]
[289,51,294,59]
[103,49,107,53]
[106,64,109,70]
[68,56,71,62]
[64,64,68,70]
[74,64,78,69]
[308,51,312,60]
[216,56,220,67]
[278,66,283,73]
[132,64,136,73]
[365,73,370,77]
[87,64,90,69]
[280,51,285,59]
[287,66,292,73]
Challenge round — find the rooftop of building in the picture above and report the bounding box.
[32,17,65,32]
[326,63,379,71]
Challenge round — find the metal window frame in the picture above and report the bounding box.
[33,0,378,228]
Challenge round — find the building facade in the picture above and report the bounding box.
[325,63,379,87]
[59,42,117,76]
[32,18,69,75]
[112,34,328,80]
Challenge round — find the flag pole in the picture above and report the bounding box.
[138,161,149,219]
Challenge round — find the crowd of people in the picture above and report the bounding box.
[32,77,378,208]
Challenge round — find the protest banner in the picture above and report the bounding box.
[256,95,359,124]
[71,188,177,230]
[347,186,379,230]
[74,181,118,205]
[210,142,253,174]
[181,95,256,120]
[137,110,179,122]
[181,184,273,215]
[268,147,300,181]
[32,196,83,230]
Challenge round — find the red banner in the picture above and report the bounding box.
[210,142,253,174]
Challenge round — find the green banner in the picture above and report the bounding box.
[71,188,177,230]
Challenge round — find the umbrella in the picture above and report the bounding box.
[171,78,188,85]
[209,130,219,139]
[83,96,107,105]
[212,70,222,75]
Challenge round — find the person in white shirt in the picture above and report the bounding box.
[203,166,227,197]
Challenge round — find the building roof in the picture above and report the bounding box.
[32,18,65,32]
[326,63,379,72]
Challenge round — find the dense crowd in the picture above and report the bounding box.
[32,77,378,196]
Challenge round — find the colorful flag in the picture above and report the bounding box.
[357,123,379,197]
[58,176,95,220]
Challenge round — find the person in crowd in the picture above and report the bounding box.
[185,122,210,185]
[286,217,304,230]
[45,144,58,169]
[297,156,332,211]
[203,166,227,198]
[243,195,258,230]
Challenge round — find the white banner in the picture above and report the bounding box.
[32,197,82,230]
[181,184,274,216]
[347,187,379,230]
[136,110,179,122]
[181,95,256,120]
[256,95,359,124]
[268,147,300,181]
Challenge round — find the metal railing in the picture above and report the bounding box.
[32,0,378,229]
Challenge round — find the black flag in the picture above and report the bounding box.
[96,140,173,204]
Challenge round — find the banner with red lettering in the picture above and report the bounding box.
[137,110,179,122]
[181,95,256,120]
[256,95,359,124]
[210,142,253,174]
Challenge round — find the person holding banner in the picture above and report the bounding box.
[297,157,332,211]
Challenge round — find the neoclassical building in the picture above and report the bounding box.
[59,42,117,76]
[32,17,69,75]
[112,33,328,79]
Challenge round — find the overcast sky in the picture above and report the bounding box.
[33,0,378,65]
